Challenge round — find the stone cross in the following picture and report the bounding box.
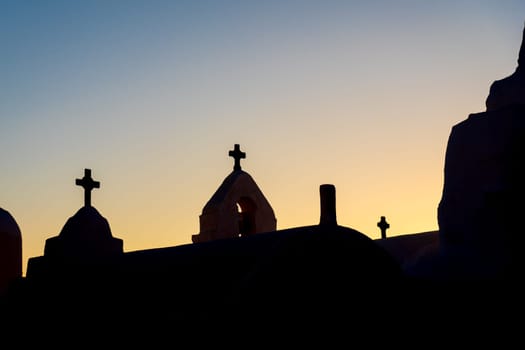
[377,216,390,239]
[229,144,246,171]
[76,168,100,207]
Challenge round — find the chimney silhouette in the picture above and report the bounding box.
[319,184,337,226]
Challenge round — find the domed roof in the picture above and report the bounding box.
[58,206,114,240]
[0,207,22,294]
[0,207,21,238]
[43,206,123,259]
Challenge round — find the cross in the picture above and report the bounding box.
[229,144,246,171]
[377,216,390,239]
[75,168,100,207]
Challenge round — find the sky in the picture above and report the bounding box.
[1,0,524,276]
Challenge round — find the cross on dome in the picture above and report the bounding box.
[377,216,390,239]
[75,168,100,207]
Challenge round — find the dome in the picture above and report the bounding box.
[58,206,114,240]
[0,207,22,239]
[0,207,22,294]
[43,206,123,259]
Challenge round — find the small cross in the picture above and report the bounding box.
[377,216,390,239]
[229,144,246,171]
[75,168,100,207]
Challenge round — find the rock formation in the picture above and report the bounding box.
[485,24,525,111]
[434,24,525,280]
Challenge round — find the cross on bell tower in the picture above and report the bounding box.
[229,144,246,171]
[76,168,100,207]
[377,216,390,239]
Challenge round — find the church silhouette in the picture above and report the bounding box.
[2,25,525,340]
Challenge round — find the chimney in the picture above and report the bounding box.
[319,184,337,226]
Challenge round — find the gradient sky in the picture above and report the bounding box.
[2,0,524,275]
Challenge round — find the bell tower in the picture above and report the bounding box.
[192,144,277,243]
